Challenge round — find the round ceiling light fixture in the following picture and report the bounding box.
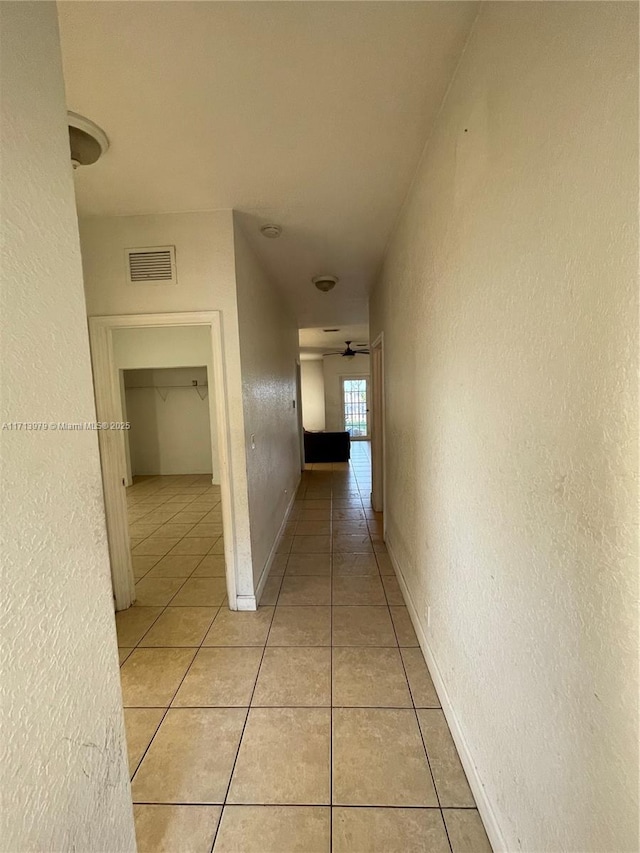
[313,275,338,293]
[260,224,282,239]
[67,111,109,169]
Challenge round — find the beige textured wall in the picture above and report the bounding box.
[233,216,301,590]
[0,3,135,848]
[79,211,255,600]
[300,360,326,431]
[370,3,639,851]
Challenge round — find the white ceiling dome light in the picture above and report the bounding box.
[260,224,282,239]
[313,275,338,293]
[67,111,109,169]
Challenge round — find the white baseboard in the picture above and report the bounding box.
[253,477,300,607]
[386,540,507,853]
[235,594,257,611]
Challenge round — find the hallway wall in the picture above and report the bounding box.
[300,359,326,431]
[79,211,255,600]
[370,3,639,852]
[233,216,301,593]
[0,3,134,849]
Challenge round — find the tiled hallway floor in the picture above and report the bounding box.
[117,442,492,852]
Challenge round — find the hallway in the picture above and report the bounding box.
[4,3,637,849]
[116,443,491,852]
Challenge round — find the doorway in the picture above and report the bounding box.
[89,312,239,611]
[341,376,370,440]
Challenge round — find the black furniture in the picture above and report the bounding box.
[303,431,351,463]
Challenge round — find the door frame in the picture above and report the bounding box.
[295,359,305,470]
[89,311,238,611]
[340,374,371,440]
[370,332,386,521]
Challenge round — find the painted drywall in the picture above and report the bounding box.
[233,215,301,589]
[59,1,480,327]
[113,326,218,479]
[323,353,370,433]
[0,3,135,850]
[79,211,254,600]
[370,3,639,852]
[113,325,213,369]
[300,359,326,431]
[125,367,214,476]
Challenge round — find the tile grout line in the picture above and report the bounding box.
[124,552,217,647]
[133,801,458,810]
[128,481,222,581]
[129,483,223,567]
[330,452,367,841]
[124,703,445,710]
[123,475,224,786]
[329,473,334,849]
[207,580,277,852]
[348,460,453,841]
[128,600,222,788]
[382,534,455,853]
[127,475,230,850]
[127,457,474,849]
[125,486,224,610]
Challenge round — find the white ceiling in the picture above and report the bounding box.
[299,324,370,360]
[58,1,479,328]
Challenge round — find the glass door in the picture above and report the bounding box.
[342,377,369,439]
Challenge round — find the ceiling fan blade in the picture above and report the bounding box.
[321,340,370,357]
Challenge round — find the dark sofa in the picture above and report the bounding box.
[303,431,351,463]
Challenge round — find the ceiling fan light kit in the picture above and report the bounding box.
[313,275,338,293]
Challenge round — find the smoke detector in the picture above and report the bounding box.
[313,275,338,293]
[67,111,109,169]
[260,224,282,239]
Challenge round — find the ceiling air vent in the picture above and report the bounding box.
[125,246,177,285]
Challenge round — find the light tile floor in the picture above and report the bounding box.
[117,443,492,852]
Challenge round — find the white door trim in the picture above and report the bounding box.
[370,332,386,524]
[295,358,305,470]
[88,311,238,611]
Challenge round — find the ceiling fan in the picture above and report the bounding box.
[323,340,370,358]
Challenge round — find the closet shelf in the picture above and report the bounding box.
[127,384,208,389]
[127,384,209,402]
